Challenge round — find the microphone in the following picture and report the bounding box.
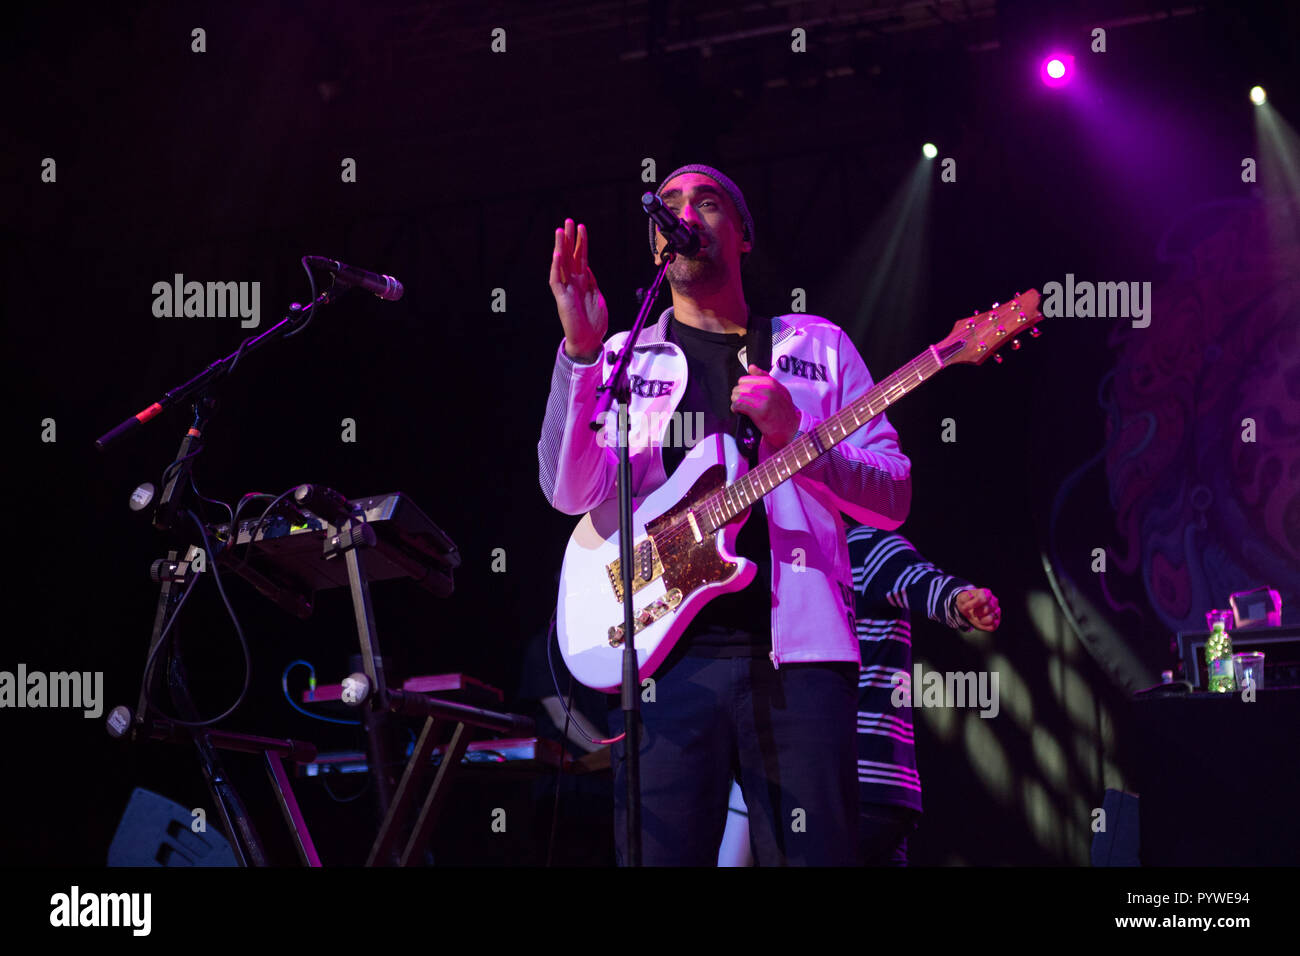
[306,256,404,301]
[641,193,701,257]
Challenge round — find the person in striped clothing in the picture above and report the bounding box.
[717,523,1001,866]
[848,521,1001,865]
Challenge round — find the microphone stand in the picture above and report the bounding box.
[96,287,343,452]
[97,284,345,866]
[589,243,680,868]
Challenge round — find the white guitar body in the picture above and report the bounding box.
[557,433,756,692]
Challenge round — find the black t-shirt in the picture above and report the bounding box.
[662,317,772,654]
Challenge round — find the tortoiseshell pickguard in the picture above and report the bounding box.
[644,464,742,597]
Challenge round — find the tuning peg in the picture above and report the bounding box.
[1029,327,1042,338]
[993,354,1003,364]
[1011,338,1021,350]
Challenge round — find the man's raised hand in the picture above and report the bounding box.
[549,219,608,363]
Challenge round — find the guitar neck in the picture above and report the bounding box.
[700,344,947,533]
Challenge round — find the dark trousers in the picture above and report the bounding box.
[608,652,859,866]
[860,804,919,866]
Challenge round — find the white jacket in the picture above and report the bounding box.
[538,308,911,666]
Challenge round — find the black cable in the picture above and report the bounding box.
[231,491,274,531]
[284,257,322,339]
[160,446,204,491]
[545,613,611,747]
[546,609,572,866]
[323,772,371,804]
[225,336,248,377]
[232,485,302,572]
[189,474,233,531]
[140,511,253,727]
[546,677,577,867]
[139,572,202,712]
[235,483,368,574]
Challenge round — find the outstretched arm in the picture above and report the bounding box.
[538,219,619,514]
[853,528,999,633]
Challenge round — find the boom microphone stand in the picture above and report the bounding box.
[97,283,348,865]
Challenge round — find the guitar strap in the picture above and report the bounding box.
[734,310,772,468]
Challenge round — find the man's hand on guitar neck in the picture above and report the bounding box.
[549,218,608,363]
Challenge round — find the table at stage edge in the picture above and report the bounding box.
[1129,687,1300,866]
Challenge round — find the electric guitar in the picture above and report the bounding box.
[557,291,1045,691]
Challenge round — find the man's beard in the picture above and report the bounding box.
[665,248,730,296]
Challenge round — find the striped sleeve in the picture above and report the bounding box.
[850,527,975,632]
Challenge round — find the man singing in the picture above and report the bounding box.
[538,163,911,865]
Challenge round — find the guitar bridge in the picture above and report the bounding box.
[608,589,683,647]
[606,537,663,602]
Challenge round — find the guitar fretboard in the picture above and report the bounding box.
[696,344,947,534]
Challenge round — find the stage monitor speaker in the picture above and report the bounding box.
[107,788,238,866]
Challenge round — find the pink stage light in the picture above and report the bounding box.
[1040,54,1075,88]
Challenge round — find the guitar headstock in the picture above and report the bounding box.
[936,289,1044,366]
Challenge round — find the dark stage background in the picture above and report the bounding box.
[4,0,1297,867]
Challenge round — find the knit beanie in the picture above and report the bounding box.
[648,163,754,256]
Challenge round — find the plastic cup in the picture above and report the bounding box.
[1233,652,1265,691]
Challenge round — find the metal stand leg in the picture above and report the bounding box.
[265,752,322,867]
[329,521,400,859]
[167,610,267,867]
[367,716,440,866]
[401,722,469,866]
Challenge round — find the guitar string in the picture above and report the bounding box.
[682,309,1030,538]
[610,308,1033,616]
[646,347,938,558]
[640,303,1030,557]
[648,353,929,556]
